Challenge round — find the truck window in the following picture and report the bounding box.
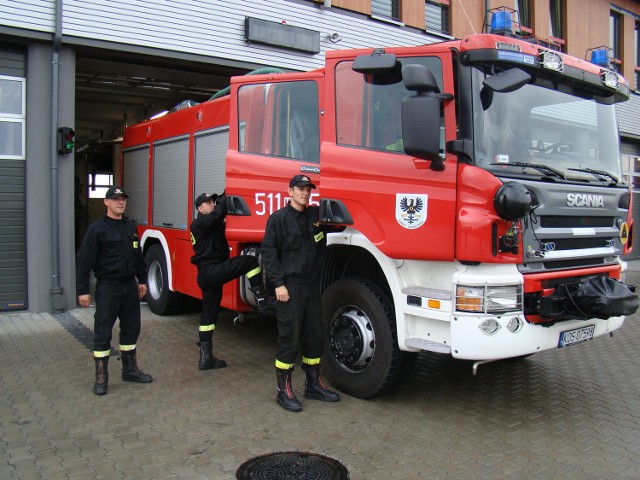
[237,80,319,163]
[335,57,443,153]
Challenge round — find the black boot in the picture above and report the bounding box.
[120,349,153,383]
[276,368,302,412]
[302,364,340,402]
[197,341,227,370]
[93,357,109,396]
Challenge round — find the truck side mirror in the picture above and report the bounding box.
[225,195,252,216]
[401,64,445,171]
[353,51,398,74]
[480,68,531,110]
[320,198,354,225]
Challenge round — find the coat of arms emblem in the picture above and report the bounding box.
[396,194,427,229]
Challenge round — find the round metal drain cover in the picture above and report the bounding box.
[236,451,349,480]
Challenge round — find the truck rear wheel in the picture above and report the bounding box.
[145,244,185,315]
[321,277,405,399]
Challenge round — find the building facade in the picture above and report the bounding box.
[0,0,639,312]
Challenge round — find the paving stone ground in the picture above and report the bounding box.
[1,264,640,479]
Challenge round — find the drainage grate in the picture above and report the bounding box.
[236,451,349,480]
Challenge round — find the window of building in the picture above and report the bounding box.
[515,0,532,32]
[425,0,449,35]
[0,75,25,160]
[549,0,564,44]
[372,0,401,22]
[237,80,320,163]
[87,173,114,199]
[610,11,622,73]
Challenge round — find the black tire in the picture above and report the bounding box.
[321,277,406,399]
[144,244,186,315]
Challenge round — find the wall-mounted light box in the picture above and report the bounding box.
[245,17,320,53]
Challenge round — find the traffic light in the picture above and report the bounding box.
[57,127,75,154]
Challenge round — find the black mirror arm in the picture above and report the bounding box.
[447,139,473,163]
[434,92,454,101]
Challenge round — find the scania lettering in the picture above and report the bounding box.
[121,30,638,399]
[566,193,605,208]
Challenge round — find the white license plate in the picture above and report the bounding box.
[558,325,595,348]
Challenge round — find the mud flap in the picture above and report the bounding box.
[540,276,639,320]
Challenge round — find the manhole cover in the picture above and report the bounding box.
[236,451,349,480]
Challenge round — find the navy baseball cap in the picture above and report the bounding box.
[105,186,129,199]
[195,193,217,208]
[289,174,316,189]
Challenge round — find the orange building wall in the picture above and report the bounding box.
[329,0,640,88]
[450,1,486,38]
[331,0,370,15]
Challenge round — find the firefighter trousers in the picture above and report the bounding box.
[93,278,141,353]
[276,281,323,366]
[197,255,260,338]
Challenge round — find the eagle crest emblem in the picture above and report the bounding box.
[396,194,427,229]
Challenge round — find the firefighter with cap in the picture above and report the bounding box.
[190,191,269,370]
[261,174,342,412]
[76,186,153,396]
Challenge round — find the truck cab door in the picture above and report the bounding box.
[320,52,457,261]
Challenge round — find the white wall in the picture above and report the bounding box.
[1,0,438,71]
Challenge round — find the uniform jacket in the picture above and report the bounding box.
[76,215,147,295]
[189,197,229,268]
[261,203,337,287]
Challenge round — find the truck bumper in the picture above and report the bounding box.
[449,312,624,360]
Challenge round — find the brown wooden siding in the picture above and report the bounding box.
[332,0,371,15]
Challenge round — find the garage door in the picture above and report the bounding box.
[0,46,27,310]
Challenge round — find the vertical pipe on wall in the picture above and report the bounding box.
[485,0,490,33]
[50,0,66,312]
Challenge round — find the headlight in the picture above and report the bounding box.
[456,285,484,312]
[540,50,563,72]
[486,285,522,312]
[456,285,522,313]
[601,70,620,90]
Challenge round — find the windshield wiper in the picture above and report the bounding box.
[491,162,565,180]
[568,167,618,185]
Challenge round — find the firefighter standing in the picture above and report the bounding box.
[76,186,153,396]
[261,174,341,412]
[190,192,268,370]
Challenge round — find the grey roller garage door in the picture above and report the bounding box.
[0,46,26,311]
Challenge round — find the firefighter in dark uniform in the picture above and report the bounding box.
[190,192,268,370]
[76,186,153,396]
[261,174,341,412]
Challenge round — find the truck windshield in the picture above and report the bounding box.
[471,66,623,184]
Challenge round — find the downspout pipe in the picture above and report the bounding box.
[485,0,490,33]
[50,0,66,312]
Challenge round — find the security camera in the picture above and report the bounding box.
[329,32,342,43]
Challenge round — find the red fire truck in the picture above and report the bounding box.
[121,32,637,398]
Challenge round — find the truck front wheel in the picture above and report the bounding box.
[321,277,405,399]
[145,244,185,315]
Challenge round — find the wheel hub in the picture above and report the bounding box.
[147,260,164,300]
[329,308,375,372]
